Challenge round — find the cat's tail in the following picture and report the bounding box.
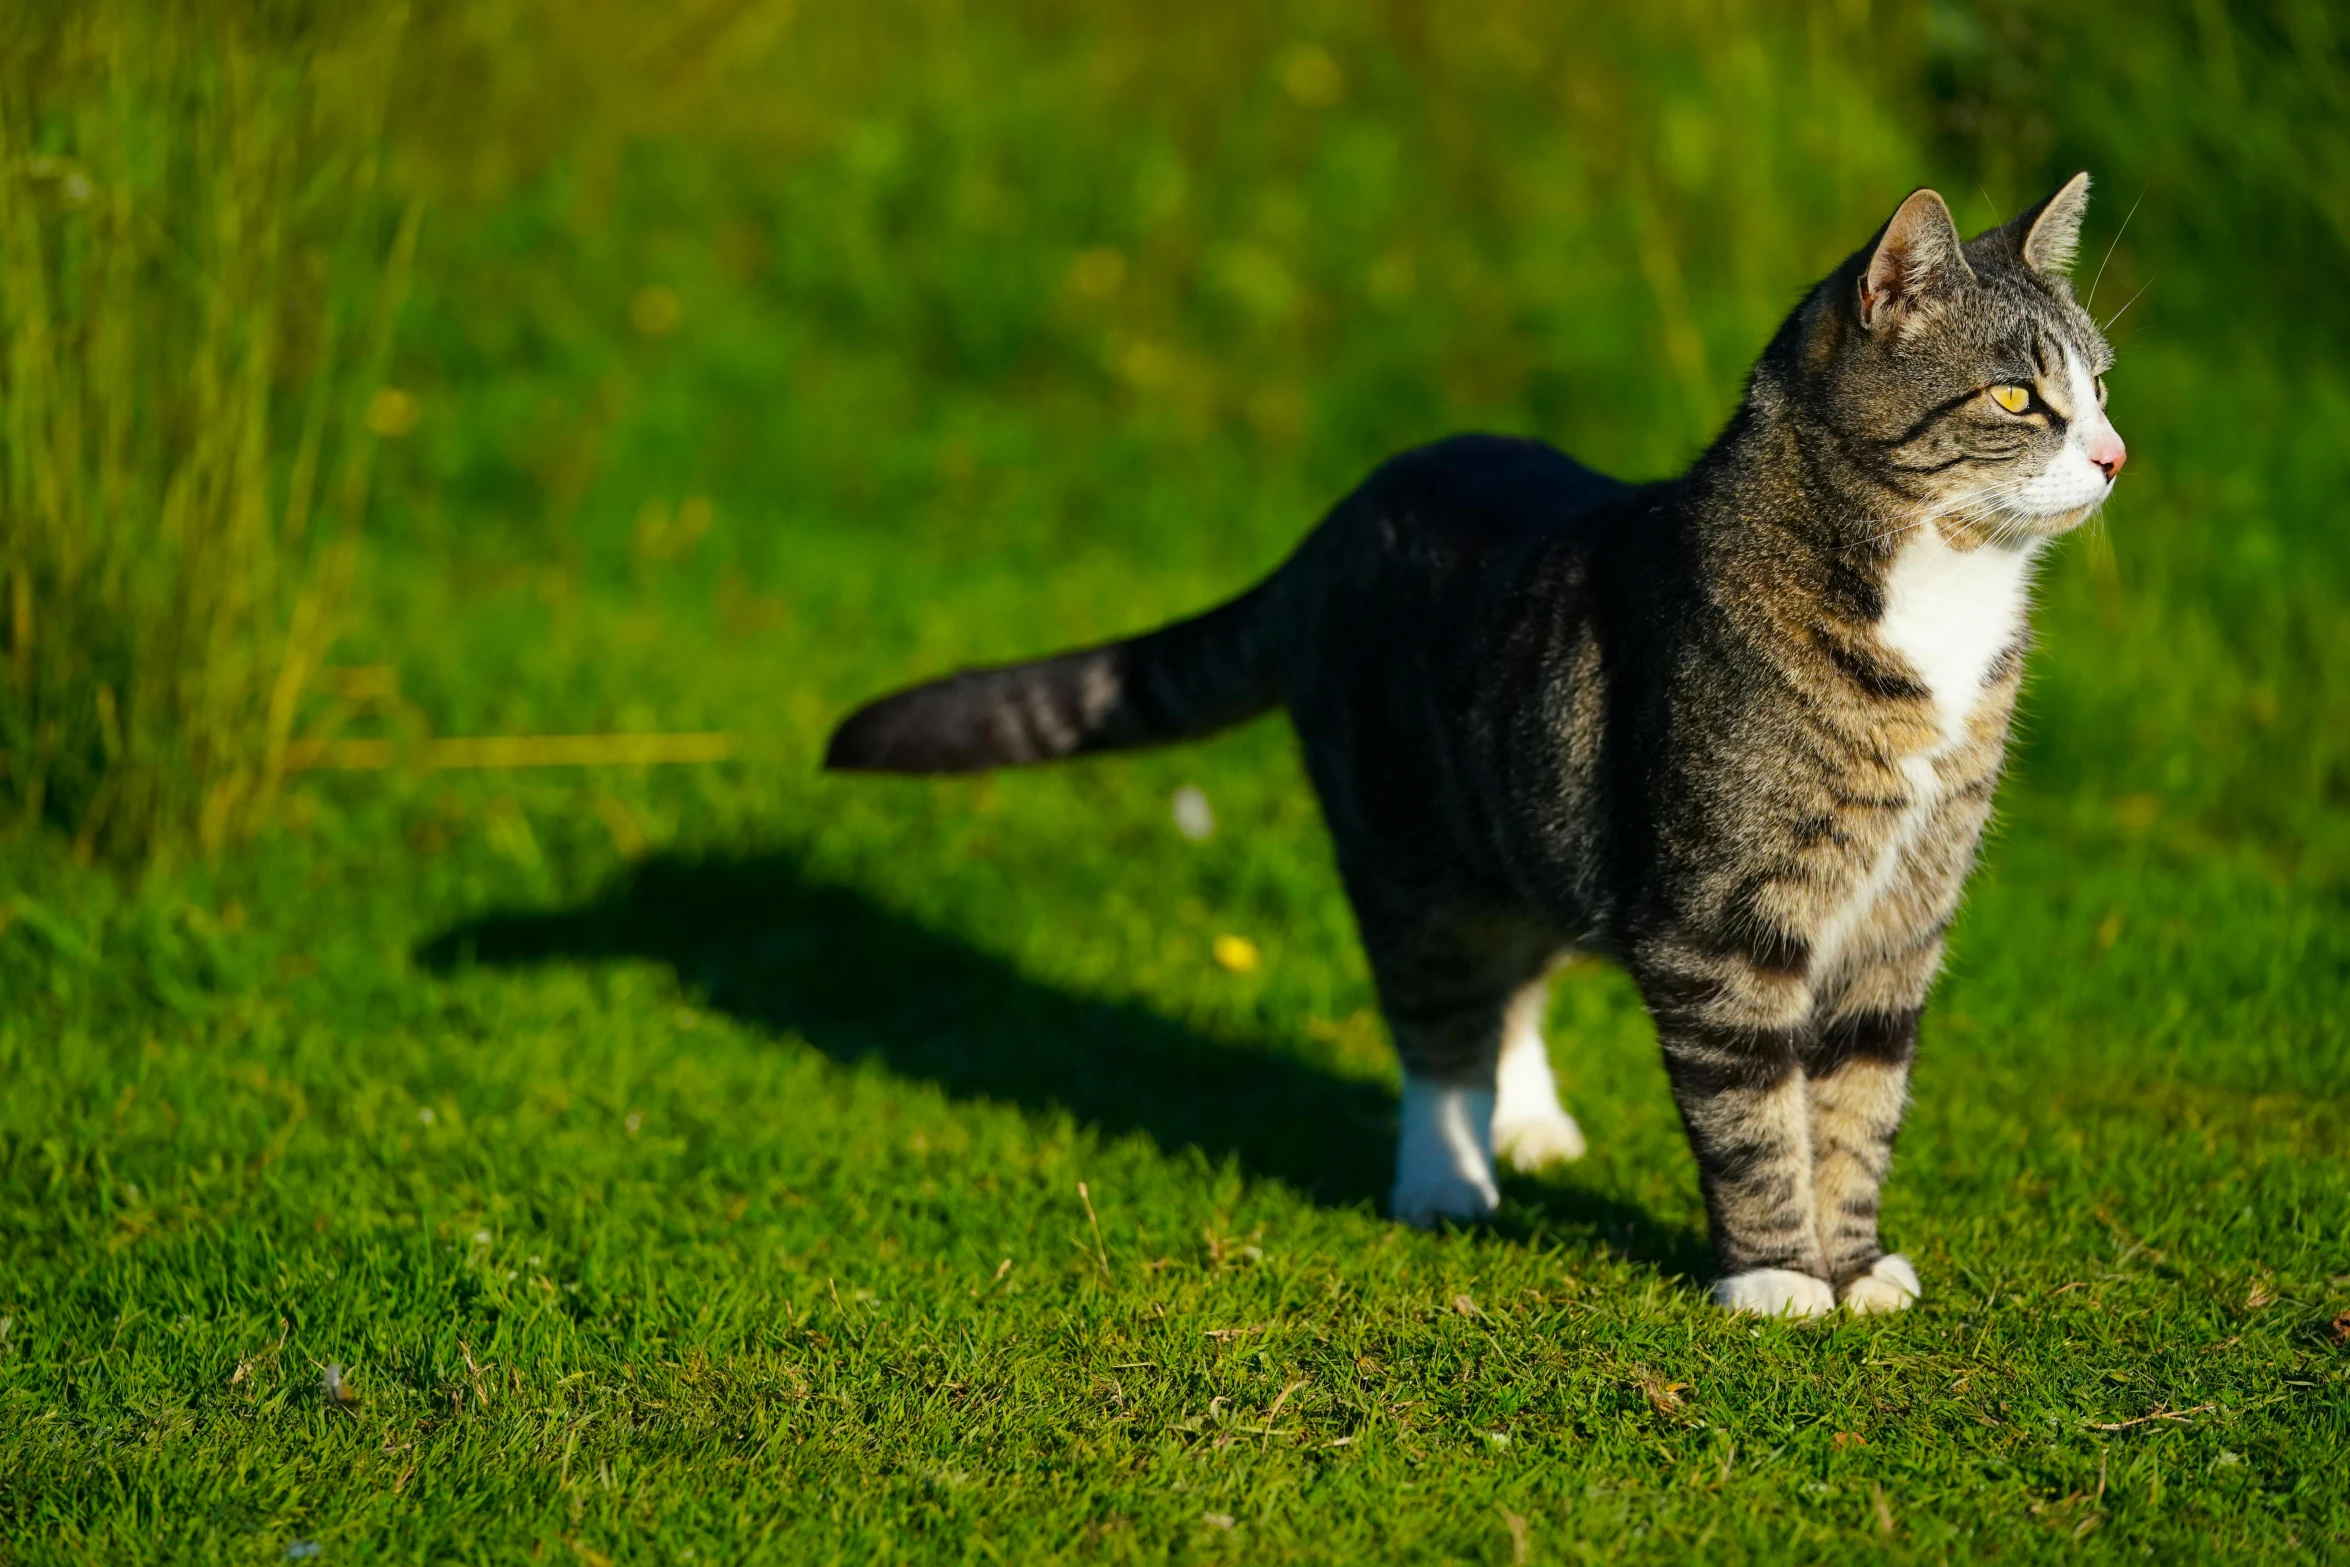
[823,582,1281,773]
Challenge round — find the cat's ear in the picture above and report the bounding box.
[2010,171,2093,277]
[1859,189,1972,334]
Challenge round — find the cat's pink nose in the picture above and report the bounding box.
[2086,427,2127,480]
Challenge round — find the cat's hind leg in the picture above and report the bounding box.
[1491,971,1588,1172]
[1392,1062,1501,1229]
[1376,920,1557,1229]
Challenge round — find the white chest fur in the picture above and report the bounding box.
[1876,526,2042,748]
[1812,527,2041,972]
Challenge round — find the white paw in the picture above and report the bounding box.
[1391,1173,1501,1229]
[1840,1253,1920,1315]
[1492,1108,1587,1172]
[1711,1268,1837,1317]
[1392,1078,1498,1229]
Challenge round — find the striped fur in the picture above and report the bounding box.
[826,586,1277,772]
[828,178,2126,1309]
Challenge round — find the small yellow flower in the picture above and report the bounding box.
[1212,934,1260,974]
[1068,246,1127,300]
[1280,45,1343,107]
[630,285,681,337]
[363,387,419,437]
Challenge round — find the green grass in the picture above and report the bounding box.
[4,1,2348,1561]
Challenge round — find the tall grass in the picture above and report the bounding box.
[0,4,416,861]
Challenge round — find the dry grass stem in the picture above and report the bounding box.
[1077,1181,1113,1284]
[279,732,741,772]
[2084,1402,2215,1431]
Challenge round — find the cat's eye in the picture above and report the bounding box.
[1988,384,2033,415]
[2095,376,2108,408]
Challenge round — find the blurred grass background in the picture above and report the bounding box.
[2,1,2346,1561]
[10,0,2346,859]
[5,0,2347,861]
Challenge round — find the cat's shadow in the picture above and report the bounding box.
[416,849,1705,1282]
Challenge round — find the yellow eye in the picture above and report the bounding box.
[1989,384,2033,414]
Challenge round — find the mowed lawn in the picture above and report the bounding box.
[3,3,2348,1562]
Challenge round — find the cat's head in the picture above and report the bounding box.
[1797,173,2126,544]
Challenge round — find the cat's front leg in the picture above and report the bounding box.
[1805,990,1927,1314]
[1642,963,1835,1315]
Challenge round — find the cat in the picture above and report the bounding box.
[826,176,2126,1316]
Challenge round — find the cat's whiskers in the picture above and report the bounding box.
[2084,184,2145,313]
[1934,472,2050,540]
[2100,276,2154,334]
[1860,516,1925,552]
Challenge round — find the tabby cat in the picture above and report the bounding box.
[827,177,2126,1315]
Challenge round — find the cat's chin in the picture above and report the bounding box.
[2023,500,2107,536]
[1934,503,2103,550]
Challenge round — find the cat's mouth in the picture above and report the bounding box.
[1935,501,2105,551]
[1937,462,2118,546]
[2034,495,2113,533]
